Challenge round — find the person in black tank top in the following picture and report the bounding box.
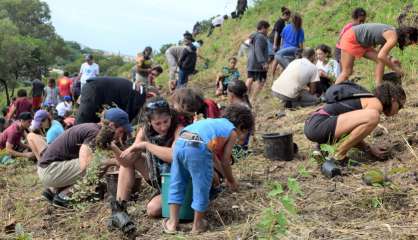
[304,82,405,160]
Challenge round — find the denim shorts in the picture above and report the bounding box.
[168,138,213,212]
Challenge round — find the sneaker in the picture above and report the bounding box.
[42,189,55,203]
[52,192,71,208]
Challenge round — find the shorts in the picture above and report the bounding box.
[247,71,267,82]
[304,113,338,144]
[37,159,82,188]
[340,29,373,58]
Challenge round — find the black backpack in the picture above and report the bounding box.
[324,81,374,104]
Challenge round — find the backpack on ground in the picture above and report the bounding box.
[324,81,374,104]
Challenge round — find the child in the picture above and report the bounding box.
[163,104,254,233]
[43,78,60,107]
[215,57,240,96]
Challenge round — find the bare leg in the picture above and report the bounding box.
[166,204,180,231]
[26,133,47,162]
[270,59,279,77]
[192,211,207,233]
[250,80,265,103]
[245,78,254,96]
[334,109,380,159]
[116,153,148,201]
[147,195,162,218]
[335,50,355,84]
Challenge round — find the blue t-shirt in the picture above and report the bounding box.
[46,120,64,144]
[182,118,235,152]
[281,24,304,49]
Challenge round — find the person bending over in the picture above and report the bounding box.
[163,104,254,234]
[0,112,33,159]
[304,82,405,161]
[336,23,417,86]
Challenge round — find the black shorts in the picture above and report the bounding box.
[247,71,267,82]
[304,114,338,144]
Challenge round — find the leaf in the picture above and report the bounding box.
[287,178,303,196]
[268,183,284,198]
[258,208,275,228]
[280,195,296,214]
[320,144,336,155]
[297,165,310,177]
[276,210,287,235]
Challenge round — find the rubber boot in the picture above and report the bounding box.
[108,200,136,236]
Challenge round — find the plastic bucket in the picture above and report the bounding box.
[161,173,194,220]
[105,172,141,200]
[262,132,294,161]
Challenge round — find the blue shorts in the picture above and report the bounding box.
[168,138,213,212]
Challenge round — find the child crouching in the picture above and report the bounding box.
[163,104,254,233]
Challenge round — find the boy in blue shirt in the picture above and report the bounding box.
[163,104,254,233]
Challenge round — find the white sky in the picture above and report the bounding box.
[44,0,253,55]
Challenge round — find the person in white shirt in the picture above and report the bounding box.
[207,15,228,37]
[56,96,73,118]
[271,48,320,109]
[315,44,340,95]
[79,54,99,90]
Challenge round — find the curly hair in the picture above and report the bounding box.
[222,104,254,131]
[170,88,206,116]
[143,97,178,146]
[373,82,406,114]
[316,44,332,58]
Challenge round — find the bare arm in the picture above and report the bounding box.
[308,82,317,95]
[6,142,32,158]
[376,30,401,86]
[221,131,238,186]
[79,144,93,171]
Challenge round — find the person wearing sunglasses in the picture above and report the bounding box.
[108,97,183,235]
[304,81,406,162]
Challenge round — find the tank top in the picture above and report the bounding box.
[353,23,395,47]
[323,98,362,116]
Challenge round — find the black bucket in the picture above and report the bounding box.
[105,172,142,200]
[262,132,294,161]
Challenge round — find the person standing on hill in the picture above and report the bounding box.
[269,7,291,53]
[31,79,45,111]
[165,38,187,92]
[57,72,73,101]
[271,13,305,76]
[177,34,197,88]
[336,23,417,86]
[246,20,270,103]
[134,47,154,88]
[335,8,367,64]
[79,54,100,91]
[43,78,60,108]
[235,0,248,18]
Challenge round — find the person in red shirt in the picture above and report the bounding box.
[57,72,73,101]
[6,89,32,121]
[0,112,34,158]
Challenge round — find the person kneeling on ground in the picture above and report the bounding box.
[216,57,241,96]
[108,98,183,234]
[0,112,34,159]
[56,96,73,120]
[37,108,132,207]
[271,48,320,111]
[304,81,405,161]
[27,110,64,161]
[163,104,254,234]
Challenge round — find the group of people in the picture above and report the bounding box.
[0,2,417,237]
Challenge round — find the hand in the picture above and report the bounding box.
[368,145,388,159]
[262,63,269,71]
[226,179,239,192]
[24,152,35,159]
[120,145,135,160]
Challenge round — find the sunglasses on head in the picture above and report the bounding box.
[145,100,169,111]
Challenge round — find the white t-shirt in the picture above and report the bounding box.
[272,58,320,99]
[316,59,340,79]
[56,101,72,117]
[79,62,99,84]
[212,16,224,26]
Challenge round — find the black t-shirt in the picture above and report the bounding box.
[32,79,45,97]
[76,77,146,124]
[269,19,286,44]
[39,123,100,168]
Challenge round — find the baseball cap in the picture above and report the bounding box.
[18,112,32,121]
[104,108,132,134]
[63,96,72,101]
[31,110,49,130]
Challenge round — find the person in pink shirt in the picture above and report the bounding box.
[335,8,367,63]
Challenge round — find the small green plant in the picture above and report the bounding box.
[371,196,383,208]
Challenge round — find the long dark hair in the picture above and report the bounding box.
[396,26,418,50]
[373,82,406,115]
[143,97,178,147]
[227,80,252,108]
[292,13,303,30]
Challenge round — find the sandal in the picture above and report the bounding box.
[161,218,177,235]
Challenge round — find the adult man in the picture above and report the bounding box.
[76,77,146,124]
[271,48,320,109]
[57,72,73,101]
[31,79,45,110]
[207,15,228,37]
[0,112,34,159]
[246,20,270,102]
[165,41,187,92]
[37,108,131,207]
[79,54,100,90]
[6,89,32,121]
[236,0,248,18]
[177,34,197,88]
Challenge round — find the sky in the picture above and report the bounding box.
[44,0,253,56]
